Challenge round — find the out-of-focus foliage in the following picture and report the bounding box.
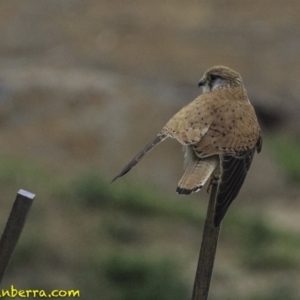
[0,158,299,299]
[269,135,300,183]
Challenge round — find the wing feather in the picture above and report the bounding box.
[214,149,255,226]
[111,134,167,182]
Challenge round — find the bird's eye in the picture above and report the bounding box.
[210,74,221,81]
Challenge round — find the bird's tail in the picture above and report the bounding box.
[176,156,218,195]
[112,134,167,182]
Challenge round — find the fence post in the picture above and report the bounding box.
[0,189,35,283]
[192,181,220,300]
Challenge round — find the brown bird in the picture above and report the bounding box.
[112,66,262,226]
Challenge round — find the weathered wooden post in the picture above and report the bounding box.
[0,189,35,283]
[192,181,220,300]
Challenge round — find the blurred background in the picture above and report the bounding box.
[0,0,300,299]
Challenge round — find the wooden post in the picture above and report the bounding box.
[192,181,220,300]
[0,190,35,283]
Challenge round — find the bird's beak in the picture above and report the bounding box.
[198,78,206,87]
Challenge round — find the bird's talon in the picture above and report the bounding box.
[207,176,219,193]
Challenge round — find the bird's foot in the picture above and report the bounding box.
[206,176,219,194]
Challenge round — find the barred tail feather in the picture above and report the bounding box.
[176,157,218,195]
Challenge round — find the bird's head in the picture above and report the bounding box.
[198,66,243,93]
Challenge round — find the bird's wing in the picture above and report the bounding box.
[256,131,263,153]
[113,92,218,182]
[207,94,261,154]
[161,92,226,146]
[213,149,255,226]
[111,134,167,182]
[174,87,261,158]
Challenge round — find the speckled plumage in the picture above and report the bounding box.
[112,66,262,226]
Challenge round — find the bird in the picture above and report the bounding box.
[112,66,262,227]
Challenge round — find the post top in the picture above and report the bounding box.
[17,189,36,200]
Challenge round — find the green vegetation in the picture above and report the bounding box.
[72,172,206,223]
[240,217,300,270]
[0,157,299,299]
[247,285,299,300]
[101,254,188,300]
[269,135,300,183]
